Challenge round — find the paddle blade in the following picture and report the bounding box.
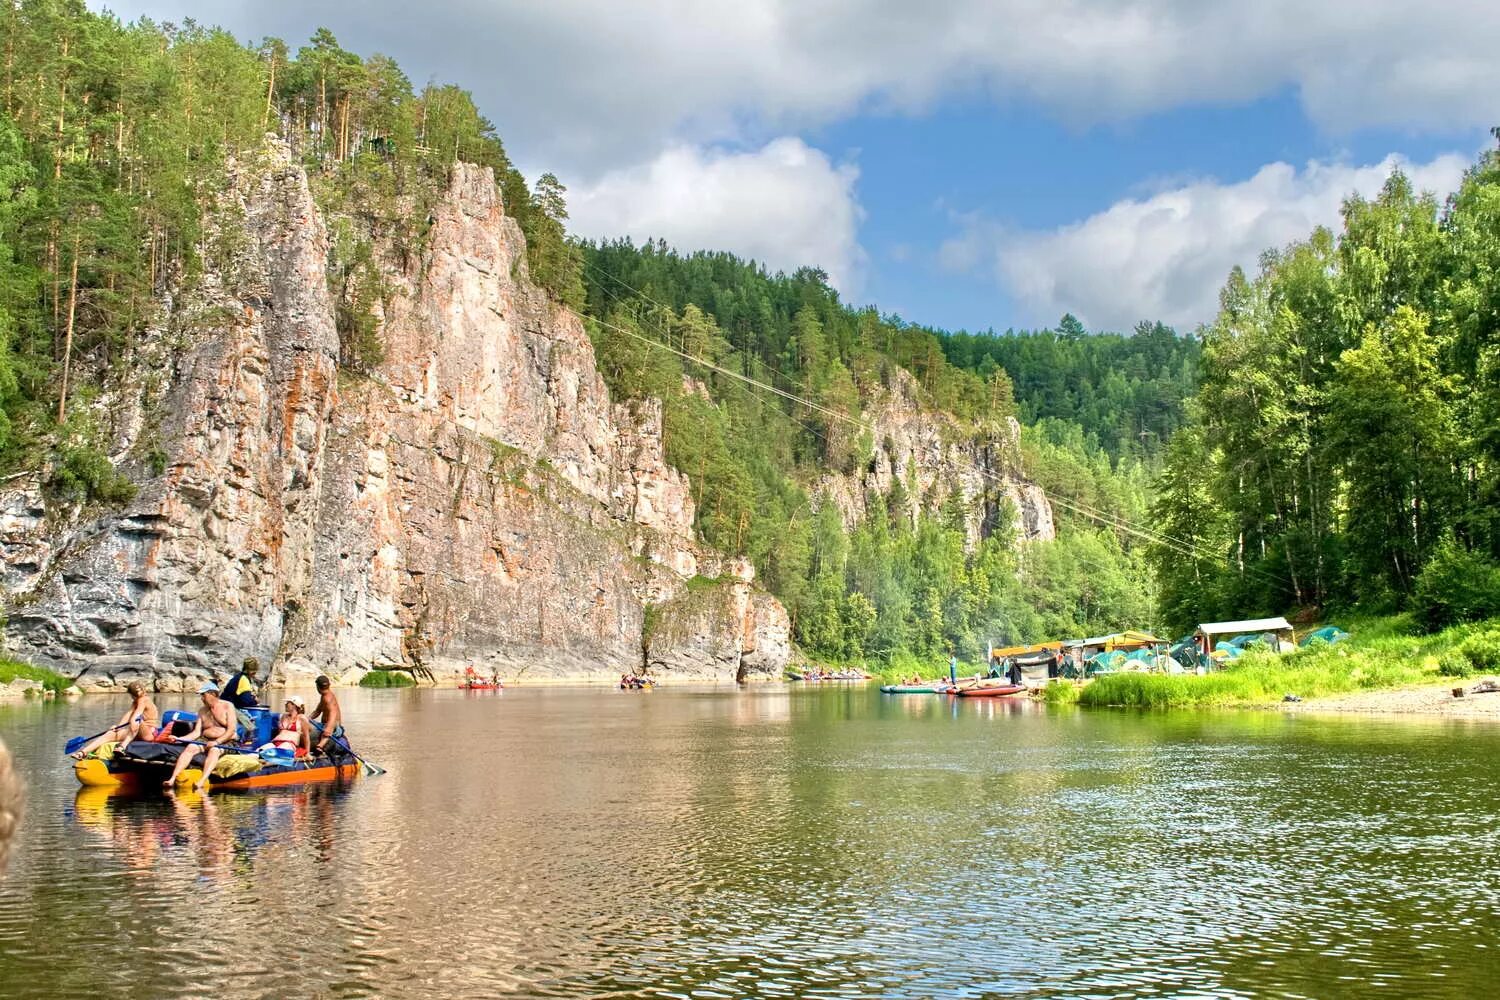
[64,735,88,755]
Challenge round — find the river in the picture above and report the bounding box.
[1,685,1497,998]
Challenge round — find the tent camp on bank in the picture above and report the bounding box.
[1194,617,1296,661]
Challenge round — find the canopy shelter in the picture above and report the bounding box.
[989,641,1063,659]
[1194,617,1294,656]
[1104,630,1163,651]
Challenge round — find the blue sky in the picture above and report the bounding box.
[100,1,1499,334]
[815,92,1486,331]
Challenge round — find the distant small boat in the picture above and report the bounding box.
[791,671,871,682]
[461,681,503,690]
[879,683,950,694]
[953,683,1026,698]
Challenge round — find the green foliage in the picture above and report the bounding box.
[939,318,1200,464]
[0,656,70,694]
[0,5,585,484]
[328,218,386,372]
[359,669,415,688]
[1412,543,1500,631]
[48,443,136,505]
[1155,142,1500,626]
[1457,630,1500,673]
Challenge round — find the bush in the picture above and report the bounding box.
[1412,543,1500,630]
[359,669,415,688]
[1458,632,1500,673]
[1437,651,1475,678]
[48,444,137,505]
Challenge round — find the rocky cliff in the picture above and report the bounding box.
[816,368,1055,548]
[0,143,789,690]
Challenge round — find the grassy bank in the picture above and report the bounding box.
[0,656,71,694]
[1078,615,1500,709]
[358,669,416,688]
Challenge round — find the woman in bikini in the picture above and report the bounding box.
[268,696,311,757]
[72,681,160,759]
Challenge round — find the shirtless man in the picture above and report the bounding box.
[308,676,344,756]
[72,681,160,758]
[164,684,238,793]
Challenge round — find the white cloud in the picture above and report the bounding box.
[564,138,865,296]
[99,1,1500,169]
[948,152,1472,331]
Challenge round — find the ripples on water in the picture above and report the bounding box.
[2,687,1499,999]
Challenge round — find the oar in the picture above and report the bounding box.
[64,715,142,756]
[320,729,385,777]
[64,726,117,756]
[169,738,277,759]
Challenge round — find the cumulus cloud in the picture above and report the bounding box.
[101,1,1500,170]
[564,138,865,296]
[947,153,1472,332]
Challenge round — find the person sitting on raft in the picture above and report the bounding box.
[265,696,311,757]
[164,683,238,793]
[220,656,262,735]
[308,675,343,756]
[71,681,160,759]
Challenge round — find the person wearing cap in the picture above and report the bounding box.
[221,656,263,738]
[164,683,238,792]
[268,696,311,758]
[308,676,344,756]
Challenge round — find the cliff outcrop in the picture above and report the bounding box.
[0,144,789,689]
[816,368,1055,547]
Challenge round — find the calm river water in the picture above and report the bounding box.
[1,685,1498,999]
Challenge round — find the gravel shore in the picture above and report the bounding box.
[1285,680,1500,720]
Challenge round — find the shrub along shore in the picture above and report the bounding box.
[1040,615,1500,710]
[0,657,70,696]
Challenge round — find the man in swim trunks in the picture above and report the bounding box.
[164,684,238,793]
[308,675,344,756]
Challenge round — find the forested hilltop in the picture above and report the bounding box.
[1153,142,1500,634]
[3,2,1492,675]
[578,241,1181,663]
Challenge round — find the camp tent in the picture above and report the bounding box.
[1194,617,1295,657]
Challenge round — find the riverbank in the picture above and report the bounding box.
[1060,615,1500,714]
[1284,681,1500,719]
[0,657,70,699]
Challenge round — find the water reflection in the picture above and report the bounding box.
[70,783,348,885]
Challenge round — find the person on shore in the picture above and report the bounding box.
[309,676,344,756]
[948,653,958,688]
[268,696,311,757]
[71,681,160,759]
[165,684,238,793]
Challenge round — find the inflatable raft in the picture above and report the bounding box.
[953,683,1027,698]
[879,683,952,694]
[74,739,367,794]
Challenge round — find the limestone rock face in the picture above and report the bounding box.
[0,148,784,688]
[815,369,1055,547]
